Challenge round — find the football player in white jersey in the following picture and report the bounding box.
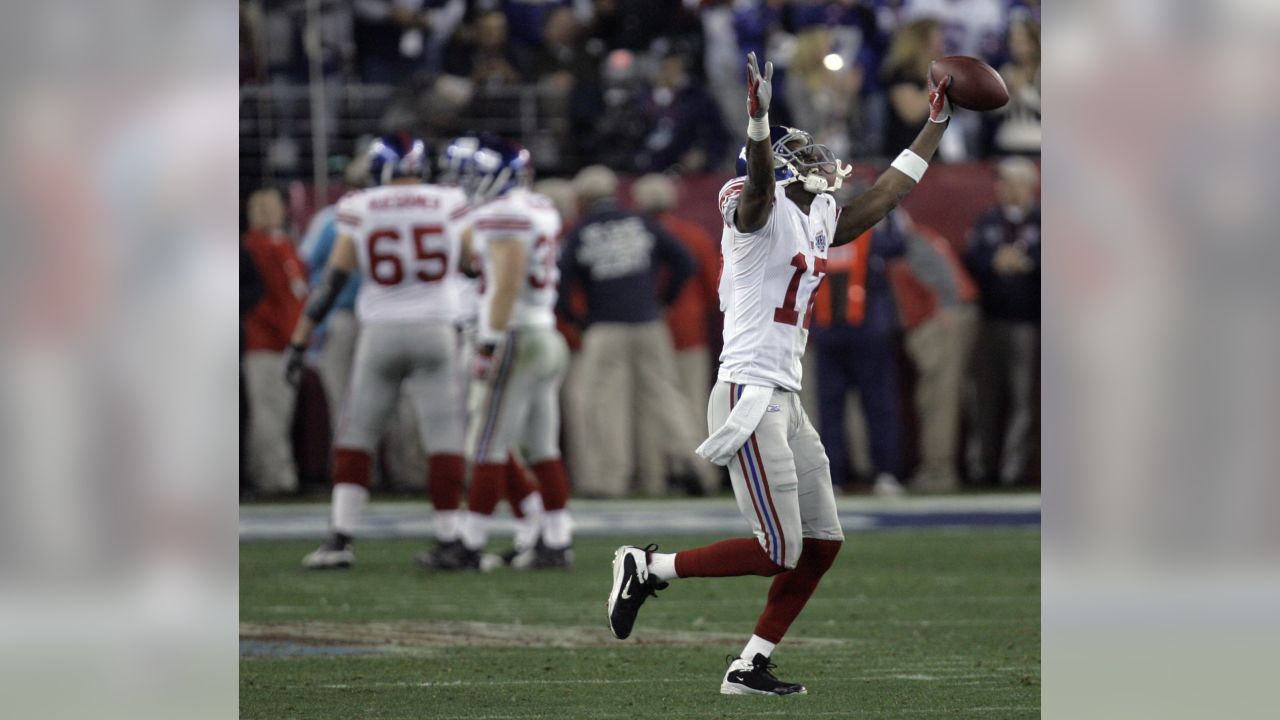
[284,133,472,569]
[607,53,955,695]
[426,238,547,570]
[423,136,573,572]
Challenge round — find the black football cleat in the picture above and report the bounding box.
[417,540,482,571]
[302,533,354,569]
[509,539,575,570]
[607,544,668,639]
[720,654,808,695]
[414,539,462,570]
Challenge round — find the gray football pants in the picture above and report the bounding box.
[335,321,463,455]
[708,381,844,569]
[466,326,568,464]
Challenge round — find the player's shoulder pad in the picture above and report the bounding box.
[471,195,535,233]
[718,176,747,207]
[335,188,367,228]
[430,185,470,221]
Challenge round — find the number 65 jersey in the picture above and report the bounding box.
[335,183,470,323]
[716,177,838,392]
[469,188,563,331]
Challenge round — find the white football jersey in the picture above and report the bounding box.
[455,274,481,327]
[336,183,470,323]
[469,188,563,332]
[716,177,838,392]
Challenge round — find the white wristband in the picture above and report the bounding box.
[747,114,770,142]
[890,149,929,183]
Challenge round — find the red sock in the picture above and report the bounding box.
[467,462,505,516]
[530,458,569,511]
[505,454,537,518]
[674,538,786,578]
[428,453,465,511]
[333,448,372,487]
[753,538,842,643]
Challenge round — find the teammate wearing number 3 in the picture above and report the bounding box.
[286,133,472,570]
[423,135,574,572]
[607,52,954,695]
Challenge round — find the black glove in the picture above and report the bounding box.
[283,343,307,387]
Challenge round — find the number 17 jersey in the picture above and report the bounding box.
[336,183,470,324]
[716,177,837,392]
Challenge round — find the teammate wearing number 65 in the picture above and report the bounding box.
[285,133,472,570]
[607,52,954,695]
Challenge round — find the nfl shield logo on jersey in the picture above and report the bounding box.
[814,231,827,253]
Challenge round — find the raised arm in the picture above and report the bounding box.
[735,52,776,234]
[833,68,953,246]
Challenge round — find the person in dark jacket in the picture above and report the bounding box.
[557,165,696,497]
[963,156,1041,486]
[809,210,909,496]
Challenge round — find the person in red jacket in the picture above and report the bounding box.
[888,212,979,492]
[632,173,723,495]
[242,188,308,494]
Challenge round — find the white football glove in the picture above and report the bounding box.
[696,384,774,467]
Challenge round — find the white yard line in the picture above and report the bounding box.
[309,675,1028,690]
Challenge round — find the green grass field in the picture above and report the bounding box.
[241,530,1040,719]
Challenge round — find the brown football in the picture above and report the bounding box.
[930,55,1009,111]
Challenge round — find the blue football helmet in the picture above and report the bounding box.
[439,135,532,203]
[366,132,430,185]
[735,126,852,194]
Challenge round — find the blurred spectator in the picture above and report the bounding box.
[240,1,265,85]
[486,0,587,50]
[557,166,695,497]
[699,2,746,149]
[529,6,596,91]
[240,240,266,491]
[533,178,592,489]
[785,27,864,161]
[811,213,908,496]
[990,17,1041,155]
[728,0,784,71]
[900,0,1006,160]
[256,0,354,83]
[879,18,944,158]
[354,0,466,83]
[636,52,729,174]
[632,173,722,495]
[242,188,309,494]
[888,213,979,492]
[903,0,1005,61]
[963,157,1040,486]
[591,0,694,52]
[444,10,528,87]
[296,163,365,428]
[588,49,651,170]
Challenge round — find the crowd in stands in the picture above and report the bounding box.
[240,157,1040,498]
[240,0,1040,179]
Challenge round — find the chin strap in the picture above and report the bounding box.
[798,160,854,194]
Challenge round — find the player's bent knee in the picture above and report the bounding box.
[800,537,843,572]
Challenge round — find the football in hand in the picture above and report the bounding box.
[930,56,1009,111]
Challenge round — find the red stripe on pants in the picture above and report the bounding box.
[731,383,772,561]
[748,432,786,565]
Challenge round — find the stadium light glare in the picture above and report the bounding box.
[823,53,844,71]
